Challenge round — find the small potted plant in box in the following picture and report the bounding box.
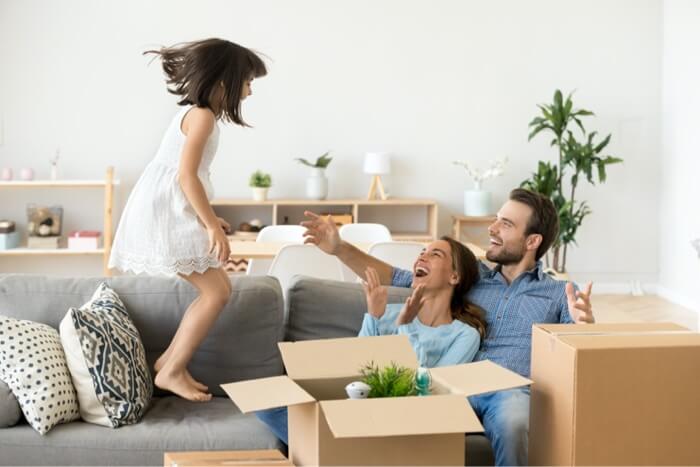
[295,151,332,200]
[249,170,272,201]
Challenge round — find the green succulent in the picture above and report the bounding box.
[249,170,272,188]
[360,361,417,398]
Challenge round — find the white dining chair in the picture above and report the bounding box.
[246,225,307,276]
[367,241,425,273]
[267,244,345,299]
[338,223,392,281]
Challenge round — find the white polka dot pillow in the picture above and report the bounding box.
[0,316,80,434]
[59,282,152,428]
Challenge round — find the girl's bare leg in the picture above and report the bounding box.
[154,268,231,401]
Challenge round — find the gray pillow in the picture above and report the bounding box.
[0,379,21,427]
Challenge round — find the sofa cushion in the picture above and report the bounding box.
[0,378,21,427]
[60,282,152,427]
[0,274,285,397]
[285,275,412,341]
[0,396,284,466]
[0,316,80,434]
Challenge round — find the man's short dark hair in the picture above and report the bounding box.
[509,188,559,260]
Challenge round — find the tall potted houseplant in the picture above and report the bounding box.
[522,90,622,273]
[295,151,332,200]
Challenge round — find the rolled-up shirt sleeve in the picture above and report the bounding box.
[391,267,414,288]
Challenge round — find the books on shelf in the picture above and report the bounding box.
[27,236,60,249]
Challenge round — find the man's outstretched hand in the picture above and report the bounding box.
[301,211,342,255]
[566,282,594,324]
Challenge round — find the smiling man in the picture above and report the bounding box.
[301,188,594,466]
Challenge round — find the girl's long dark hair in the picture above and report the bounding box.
[441,236,487,341]
[144,38,267,126]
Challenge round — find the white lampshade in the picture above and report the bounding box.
[363,152,391,175]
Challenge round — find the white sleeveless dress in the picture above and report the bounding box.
[108,105,221,276]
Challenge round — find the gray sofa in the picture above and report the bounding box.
[0,274,494,466]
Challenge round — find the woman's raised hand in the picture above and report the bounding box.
[362,267,388,319]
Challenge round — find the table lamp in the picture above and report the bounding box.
[363,152,391,200]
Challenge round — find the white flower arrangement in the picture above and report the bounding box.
[452,158,508,191]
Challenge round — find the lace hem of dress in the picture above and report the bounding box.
[109,252,222,276]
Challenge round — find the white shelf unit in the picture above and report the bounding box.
[0,167,119,276]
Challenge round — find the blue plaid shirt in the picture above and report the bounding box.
[391,261,574,378]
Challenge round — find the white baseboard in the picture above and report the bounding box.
[652,284,700,315]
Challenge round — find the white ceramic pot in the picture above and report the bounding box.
[463,190,491,216]
[252,187,268,201]
[306,168,328,200]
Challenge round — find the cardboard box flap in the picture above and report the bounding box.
[278,335,418,380]
[319,394,483,438]
[430,360,532,397]
[221,376,315,413]
[535,322,688,334]
[534,323,698,350]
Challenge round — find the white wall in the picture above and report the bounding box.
[659,0,700,314]
[0,0,662,283]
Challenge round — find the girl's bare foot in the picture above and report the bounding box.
[154,357,208,392]
[154,370,212,402]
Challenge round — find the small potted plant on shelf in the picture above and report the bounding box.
[295,151,332,200]
[249,170,272,201]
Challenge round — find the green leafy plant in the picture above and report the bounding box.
[360,361,416,398]
[522,90,623,273]
[295,151,333,169]
[249,170,272,188]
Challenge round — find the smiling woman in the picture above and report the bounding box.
[255,236,486,446]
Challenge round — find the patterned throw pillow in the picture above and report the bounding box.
[0,316,80,434]
[59,282,152,427]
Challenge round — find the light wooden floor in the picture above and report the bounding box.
[594,294,699,331]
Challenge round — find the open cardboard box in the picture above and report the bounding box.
[529,322,700,466]
[222,335,531,466]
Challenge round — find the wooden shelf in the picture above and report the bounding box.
[392,233,434,242]
[0,180,120,188]
[0,248,105,256]
[0,168,117,275]
[451,215,496,222]
[211,198,435,206]
[212,198,439,242]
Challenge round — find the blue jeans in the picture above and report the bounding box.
[255,407,289,446]
[468,387,530,466]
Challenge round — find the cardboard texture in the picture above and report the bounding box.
[529,323,700,466]
[163,449,292,467]
[222,335,530,466]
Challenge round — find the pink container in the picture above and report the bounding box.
[20,168,34,181]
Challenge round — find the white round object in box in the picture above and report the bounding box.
[345,381,371,399]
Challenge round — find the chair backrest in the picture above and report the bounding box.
[338,223,392,243]
[268,244,344,298]
[247,225,307,276]
[338,223,392,281]
[367,241,425,273]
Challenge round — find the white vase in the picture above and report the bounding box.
[252,187,268,201]
[306,168,328,200]
[463,190,491,216]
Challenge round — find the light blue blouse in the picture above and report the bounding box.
[358,303,481,368]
